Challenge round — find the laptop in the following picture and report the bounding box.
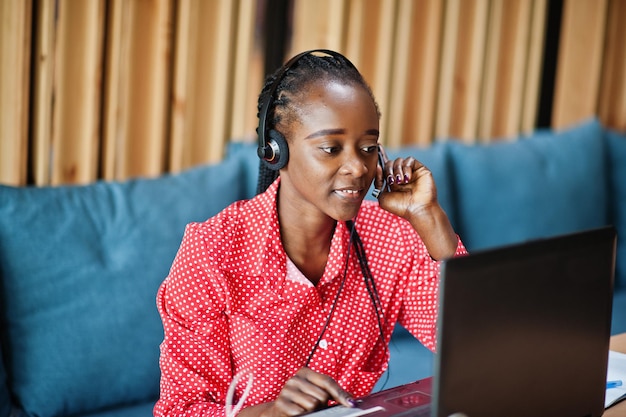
[309,226,616,417]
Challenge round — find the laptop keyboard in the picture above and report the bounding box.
[304,405,384,417]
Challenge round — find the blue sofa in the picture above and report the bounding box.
[1,118,625,417]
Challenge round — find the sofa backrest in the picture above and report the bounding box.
[0,157,247,417]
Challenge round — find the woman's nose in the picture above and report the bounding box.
[340,151,368,177]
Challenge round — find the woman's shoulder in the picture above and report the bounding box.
[188,194,273,237]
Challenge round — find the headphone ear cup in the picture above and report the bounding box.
[260,129,289,171]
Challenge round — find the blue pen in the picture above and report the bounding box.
[607,380,623,389]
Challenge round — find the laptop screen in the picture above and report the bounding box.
[433,226,616,417]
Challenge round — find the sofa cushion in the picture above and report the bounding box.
[448,118,609,251]
[0,159,244,417]
[606,129,626,290]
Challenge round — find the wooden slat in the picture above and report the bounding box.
[0,0,32,186]
[552,0,608,130]
[479,0,533,140]
[101,0,129,180]
[168,0,193,172]
[344,0,379,86]
[120,0,172,179]
[171,0,236,170]
[436,0,490,142]
[598,0,626,131]
[31,0,55,186]
[289,0,347,56]
[521,0,547,134]
[51,0,104,185]
[385,0,414,148]
[203,0,236,163]
[229,0,259,141]
[392,0,444,146]
[370,0,397,147]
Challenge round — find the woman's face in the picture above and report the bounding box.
[278,79,380,222]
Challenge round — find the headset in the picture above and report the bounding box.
[256,49,358,171]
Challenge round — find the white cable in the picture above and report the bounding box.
[226,371,254,417]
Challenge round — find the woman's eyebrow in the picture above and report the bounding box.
[304,128,380,139]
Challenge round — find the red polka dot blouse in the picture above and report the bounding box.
[154,179,467,417]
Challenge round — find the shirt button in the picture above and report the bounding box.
[319,339,328,349]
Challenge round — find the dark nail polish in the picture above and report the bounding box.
[347,398,357,407]
[404,174,409,183]
[387,175,394,185]
[396,175,402,184]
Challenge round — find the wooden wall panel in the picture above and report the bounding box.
[31,0,55,186]
[392,0,444,147]
[4,0,625,187]
[552,0,608,130]
[479,0,533,140]
[229,0,260,141]
[290,0,347,55]
[0,0,32,186]
[436,0,490,142]
[521,0,547,134]
[51,0,104,185]
[598,0,626,131]
[170,0,237,171]
[118,0,172,179]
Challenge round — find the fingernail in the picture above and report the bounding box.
[387,175,394,185]
[396,175,402,184]
[347,398,357,407]
[404,174,409,183]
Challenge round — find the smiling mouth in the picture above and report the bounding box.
[335,189,363,199]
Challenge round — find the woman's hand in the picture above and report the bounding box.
[373,149,458,260]
[373,154,437,219]
[241,368,355,417]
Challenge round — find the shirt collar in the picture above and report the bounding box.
[250,177,356,291]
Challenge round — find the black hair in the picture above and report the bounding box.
[255,52,380,195]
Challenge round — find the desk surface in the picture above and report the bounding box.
[603,333,626,417]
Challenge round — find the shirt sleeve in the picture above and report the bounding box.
[398,235,467,352]
[154,221,233,417]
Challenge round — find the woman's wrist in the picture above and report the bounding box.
[406,202,458,261]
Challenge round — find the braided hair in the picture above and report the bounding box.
[255,52,380,195]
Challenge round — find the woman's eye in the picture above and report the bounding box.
[321,146,339,154]
[362,145,378,153]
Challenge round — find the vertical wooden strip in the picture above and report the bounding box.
[52,0,104,185]
[372,0,397,147]
[437,0,489,142]
[479,0,532,140]
[598,0,626,131]
[101,0,129,180]
[168,0,192,172]
[31,0,55,186]
[478,0,502,141]
[229,0,259,141]
[399,0,444,146]
[204,0,236,162]
[0,0,32,186]
[344,0,377,78]
[386,0,413,148]
[451,0,489,142]
[552,0,607,130]
[435,0,460,140]
[521,0,547,134]
[173,0,236,169]
[290,0,347,55]
[121,0,172,179]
